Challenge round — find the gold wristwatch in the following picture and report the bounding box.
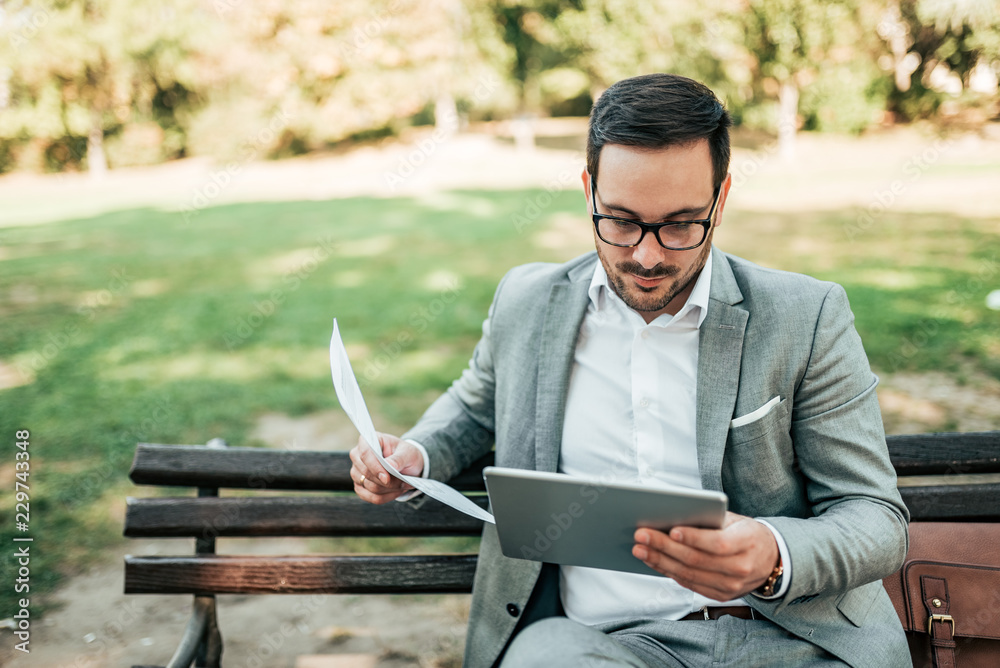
[757,556,784,597]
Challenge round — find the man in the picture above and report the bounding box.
[349,73,911,668]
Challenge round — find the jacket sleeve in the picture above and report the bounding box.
[759,284,910,609]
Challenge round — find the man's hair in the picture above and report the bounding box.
[587,73,732,190]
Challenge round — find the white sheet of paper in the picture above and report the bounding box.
[330,319,494,524]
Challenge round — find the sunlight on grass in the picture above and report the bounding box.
[533,212,591,253]
[263,247,330,276]
[334,270,365,287]
[852,269,934,290]
[416,192,499,217]
[101,347,330,382]
[424,269,462,291]
[336,235,395,257]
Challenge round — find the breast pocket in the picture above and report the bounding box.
[727,397,789,446]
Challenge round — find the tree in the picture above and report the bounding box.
[185,0,511,158]
[879,0,1000,119]
[0,0,208,174]
[741,0,869,159]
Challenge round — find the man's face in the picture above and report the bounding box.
[584,140,730,322]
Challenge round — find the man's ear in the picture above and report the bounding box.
[581,168,592,214]
[714,172,733,228]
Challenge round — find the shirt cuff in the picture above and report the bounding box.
[751,519,791,600]
[393,439,430,503]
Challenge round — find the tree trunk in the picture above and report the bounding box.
[88,112,108,178]
[777,80,798,162]
[882,0,913,92]
[435,93,459,136]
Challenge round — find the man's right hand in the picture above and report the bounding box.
[349,432,424,505]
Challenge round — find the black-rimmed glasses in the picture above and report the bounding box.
[590,173,720,251]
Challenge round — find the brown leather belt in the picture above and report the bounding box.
[680,606,757,621]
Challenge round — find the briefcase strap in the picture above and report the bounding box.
[921,575,957,668]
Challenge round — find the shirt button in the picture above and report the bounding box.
[506,603,520,617]
[639,398,649,408]
[641,330,649,339]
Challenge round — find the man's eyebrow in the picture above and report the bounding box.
[601,197,713,221]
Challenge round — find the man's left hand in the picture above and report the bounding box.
[632,512,779,601]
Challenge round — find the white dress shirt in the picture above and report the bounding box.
[558,252,790,625]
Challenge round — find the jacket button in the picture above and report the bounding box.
[506,603,520,617]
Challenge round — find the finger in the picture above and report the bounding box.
[378,433,395,458]
[632,545,745,600]
[354,481,406,505]
[358,443,397,487]
[635,529,735,576]
[349,446,370,478]
[665,523,749,557]
[350,454,402,498]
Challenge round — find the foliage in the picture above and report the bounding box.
[0,0,998,173]
[0,0,209,170]
[886,0,1000,121]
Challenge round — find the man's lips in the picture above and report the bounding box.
[630,273,668,288]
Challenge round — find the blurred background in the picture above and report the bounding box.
[1,0,999,666]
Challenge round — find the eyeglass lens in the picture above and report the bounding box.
[597,219,705,249]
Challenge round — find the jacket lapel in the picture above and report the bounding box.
[534,259,593,473]
[696,249,748,492]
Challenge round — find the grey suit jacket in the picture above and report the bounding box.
[403,248,911,668]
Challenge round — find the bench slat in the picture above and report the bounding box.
[124,496,487,538]
[886,431,1000,475]
[129,444,493,491]
[131,434,999,492]
[900,482,1000,521]
[124,554,477,595]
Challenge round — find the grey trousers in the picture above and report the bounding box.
[498,615,848,668]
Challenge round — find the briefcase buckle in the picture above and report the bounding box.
[927,613,955,635]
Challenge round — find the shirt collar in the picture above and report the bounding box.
[589,249,713,329]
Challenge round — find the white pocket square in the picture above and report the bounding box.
[730,396,782,429]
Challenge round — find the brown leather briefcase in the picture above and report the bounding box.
[882,522,1000,668]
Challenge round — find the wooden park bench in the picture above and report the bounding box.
[123,431,1000,668]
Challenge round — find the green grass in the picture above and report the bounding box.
[1,191,998,617]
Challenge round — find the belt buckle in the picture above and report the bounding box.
[699,606,711,620]
[927,614,955,635]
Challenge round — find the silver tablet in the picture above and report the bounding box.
[483,466,728,576]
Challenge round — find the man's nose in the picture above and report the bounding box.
[631,230,667,269]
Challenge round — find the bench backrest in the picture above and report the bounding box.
[124,431,1000,597]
